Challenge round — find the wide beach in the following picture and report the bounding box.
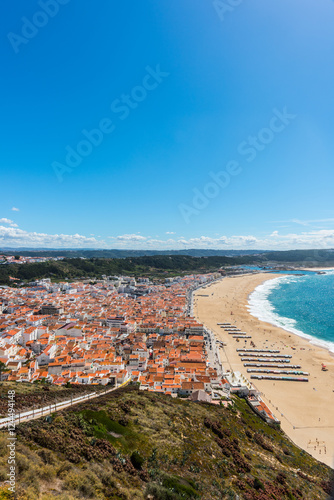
[194,273,334,468]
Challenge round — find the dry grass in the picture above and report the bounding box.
[0,385,331,499]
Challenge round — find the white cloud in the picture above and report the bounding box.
[103,230,334,250]
[274,218,334,227]
[115,234,147,242]
[0,225,103,248]
[11,207,19,212]
[1,224,334,250]
[0,218,19,229]
[166,231,175,234]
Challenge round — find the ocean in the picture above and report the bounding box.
[248,269,334,353]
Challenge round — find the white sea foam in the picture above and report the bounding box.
[247,276,334,354]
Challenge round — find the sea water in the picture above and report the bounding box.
[248,270,334,353]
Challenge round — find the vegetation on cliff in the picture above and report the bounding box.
[0,255,255,285]
[0,385,331,499]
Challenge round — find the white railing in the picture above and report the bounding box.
[0,377,131,428]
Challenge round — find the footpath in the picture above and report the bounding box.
[0,377,131,428]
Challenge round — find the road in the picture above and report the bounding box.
[204,327,223,376]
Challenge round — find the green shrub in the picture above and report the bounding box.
[0,437,8,458]
[162,474,199,498]
[130,451,144,470]
[38,464,56,481]
[0,467,7,482]
[57,462,73,478]
[16,452,31,473]
[38,448,57,465]
[253,477,265,490]
[145,483,179,500]
[0,487,13,500]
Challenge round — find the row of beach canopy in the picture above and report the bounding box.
[247,369,309,375]
[238,353,292,358]
[251,375,308,382]
[237,349,280,353]
[220,325,250,340]
[218,321,309,382]
[241,357,293,362]
[244,363,301,368]
[223,328,244,332]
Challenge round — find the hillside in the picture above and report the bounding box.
[1,250,334,286]
[0,249,267,259]
[260,249,334,265]
[1,248,333,263]
[0,385,331,499]
[0,255,256,285]
[0,382,106,418]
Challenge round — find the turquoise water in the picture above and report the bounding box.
[248,270,334,353]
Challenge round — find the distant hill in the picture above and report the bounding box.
[1,250,334,285]
[2,384,331,499]
[0,255,257,285]
[259,249,334,264]
[1,248,333,264]
[0,248,268,258]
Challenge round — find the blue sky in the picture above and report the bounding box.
[1,0,334,249]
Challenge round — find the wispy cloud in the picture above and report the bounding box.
[272,218,334,227]
[11,207,19,212]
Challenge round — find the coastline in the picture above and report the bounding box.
[194,273,334,467]
[301,267,334,272]
[247,274,334,354]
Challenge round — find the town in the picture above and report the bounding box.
[0,271,278,424]
[0,254,64,266]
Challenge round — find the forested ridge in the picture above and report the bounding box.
[0,255,255,285]
[1,249,333,285]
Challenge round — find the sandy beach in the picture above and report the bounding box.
[194,273,334,468]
